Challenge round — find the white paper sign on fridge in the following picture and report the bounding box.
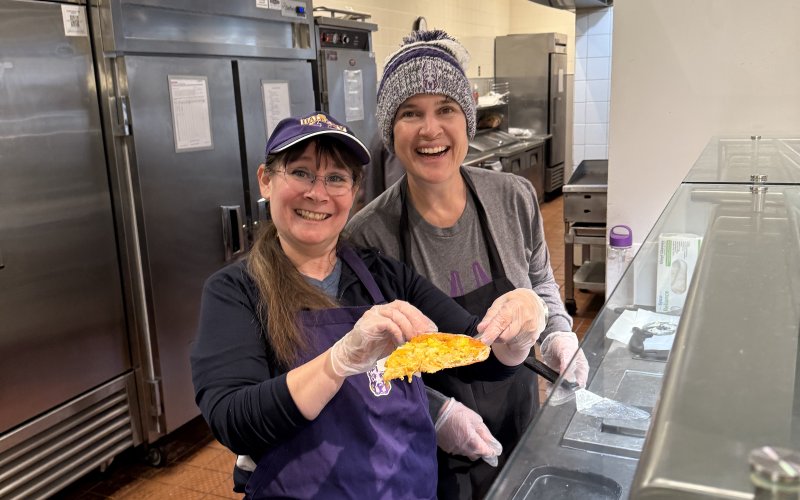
[255,0,282,10]
[261,81,291,138]
[344,69,365,123]
[168,76,214,152]
[61,5,88,37]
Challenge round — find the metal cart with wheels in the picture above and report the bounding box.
[563,160,608,314]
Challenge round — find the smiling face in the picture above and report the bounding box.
[392,93,469,187]
[258,140,359,260]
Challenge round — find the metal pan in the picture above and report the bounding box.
[523,358,650,421]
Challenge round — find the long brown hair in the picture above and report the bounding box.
[247,137,364,368]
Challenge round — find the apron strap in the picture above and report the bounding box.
[399,168,507,279]
[338,245,387,304]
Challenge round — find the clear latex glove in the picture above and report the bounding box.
[236,455,256,472]
[330,300,437,377]
[477,289,548,366]
[540,331,590,404]
[435,398,503,467]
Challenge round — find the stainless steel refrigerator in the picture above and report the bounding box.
[0,0,137,497]
[495,33,568,194]
[92,0,317,447]
[0,0,318,495]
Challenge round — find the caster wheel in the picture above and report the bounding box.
[144,446,165,468]
[566,300,577,315]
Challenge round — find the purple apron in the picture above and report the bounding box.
[399,170,539,499]
[245,246,437,500]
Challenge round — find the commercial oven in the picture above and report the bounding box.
[313,7,378,145]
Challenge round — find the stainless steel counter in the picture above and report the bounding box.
[563,159,609,193]
[466,131,547,200]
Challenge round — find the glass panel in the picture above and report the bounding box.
[487,181,800,499]
[683,136,800,185]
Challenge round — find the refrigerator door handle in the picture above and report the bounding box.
[552,96,559,126]
[221,205,246,261]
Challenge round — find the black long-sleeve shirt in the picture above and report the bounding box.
[190,246,515,459]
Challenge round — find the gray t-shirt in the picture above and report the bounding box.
[303,258,342,299]
[405,192,493,298]
[346,166,572,336]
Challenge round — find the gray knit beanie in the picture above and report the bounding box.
[376,30,476,153]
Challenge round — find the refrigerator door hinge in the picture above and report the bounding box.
[109,95,131,136]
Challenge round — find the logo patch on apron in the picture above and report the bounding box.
[367,358,392,397]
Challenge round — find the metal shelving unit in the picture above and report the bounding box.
[563,160,608,313]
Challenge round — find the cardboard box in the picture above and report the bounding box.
[656,233,703,313]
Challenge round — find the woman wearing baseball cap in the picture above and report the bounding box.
[347,31,589,499]
[190,111,541,499]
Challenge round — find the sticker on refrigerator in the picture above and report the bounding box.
[261,81,291,138]
[282,0,307,18]
[255,0,282,10]
[61,5,88,37]
[343,70,365,123]
[168,76,214,152]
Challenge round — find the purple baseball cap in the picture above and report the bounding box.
[265,111,371,165]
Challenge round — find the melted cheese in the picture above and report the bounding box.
[383,333,490,383]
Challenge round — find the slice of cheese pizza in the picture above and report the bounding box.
[383,333,490,383]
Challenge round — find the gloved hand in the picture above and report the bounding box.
[435,398,503,467]
[236,455,257,472]
[329,300,437,377]
[477,289,548,366]
[540,331,590,404]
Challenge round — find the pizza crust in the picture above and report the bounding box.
[382,333,491,383]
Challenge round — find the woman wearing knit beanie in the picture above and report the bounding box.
[347,30,589,499]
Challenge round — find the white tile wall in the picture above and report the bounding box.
[586,57,610,80]
[573,123,586,144]
[585,123,607,144]
[587,33,611,58]
[573,80,587,103]
[586,79,610,102]
[585,100,608,124]
[573,102,586,125]
[572,6,613,169]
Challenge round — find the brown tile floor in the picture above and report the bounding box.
[56,193,603,500]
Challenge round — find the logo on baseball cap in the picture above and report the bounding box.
[265,112,371,165]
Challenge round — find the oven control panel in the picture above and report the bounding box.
[318,28,369,50]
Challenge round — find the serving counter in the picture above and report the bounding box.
[486,137,800,499]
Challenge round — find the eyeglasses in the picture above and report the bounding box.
[277,168,355,197]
